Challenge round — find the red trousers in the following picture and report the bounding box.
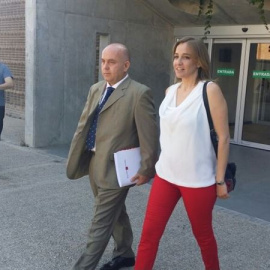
[135,174,220,270]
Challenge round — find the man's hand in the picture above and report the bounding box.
[131,173,150,186]
[0,77,14,90]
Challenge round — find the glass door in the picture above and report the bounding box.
[239,41,270,150]
[210,40,246,143]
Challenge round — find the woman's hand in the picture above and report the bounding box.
[216,184,230,199]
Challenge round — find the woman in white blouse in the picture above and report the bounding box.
[135,37,230,270]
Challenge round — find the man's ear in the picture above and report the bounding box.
[124,60,130,71]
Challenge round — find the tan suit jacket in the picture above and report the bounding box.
[66,77,158,189]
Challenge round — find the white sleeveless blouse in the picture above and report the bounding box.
[155,81,216,188]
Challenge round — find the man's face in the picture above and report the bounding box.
[101,46,130,85]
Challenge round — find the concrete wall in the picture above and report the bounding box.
[25,0,174,147]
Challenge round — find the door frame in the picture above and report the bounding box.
[209,39,247,146]
[238,39,270,151]
[211,39,270,151]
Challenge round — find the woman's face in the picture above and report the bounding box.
[173,42,200,80]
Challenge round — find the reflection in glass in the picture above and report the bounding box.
[242,43,270,145]
[211,43,242,139]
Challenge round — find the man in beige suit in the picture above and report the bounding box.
[66,43,158,270]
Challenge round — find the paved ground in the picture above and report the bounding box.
[1,116,270,270]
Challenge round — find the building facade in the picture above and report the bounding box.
[2,0,270,151]
[0,0,25,118]
[25,0,173,147]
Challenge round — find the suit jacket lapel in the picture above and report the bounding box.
[87,82,107,117]
[101,77,131,112]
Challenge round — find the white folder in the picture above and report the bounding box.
[114,147,141,187]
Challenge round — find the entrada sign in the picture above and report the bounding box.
[252,70,270,79]
[217,68,235,76]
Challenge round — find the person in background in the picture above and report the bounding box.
[134,36,230,270]
[0,62,14,140]
[66,43,158,270]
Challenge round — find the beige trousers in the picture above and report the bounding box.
[72,157,134,270]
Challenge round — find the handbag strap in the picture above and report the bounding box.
[202,81,214,130]
[202,81,218,156]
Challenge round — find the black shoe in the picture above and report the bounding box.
[100,256,135,270]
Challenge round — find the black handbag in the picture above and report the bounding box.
[203,81,236,193]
